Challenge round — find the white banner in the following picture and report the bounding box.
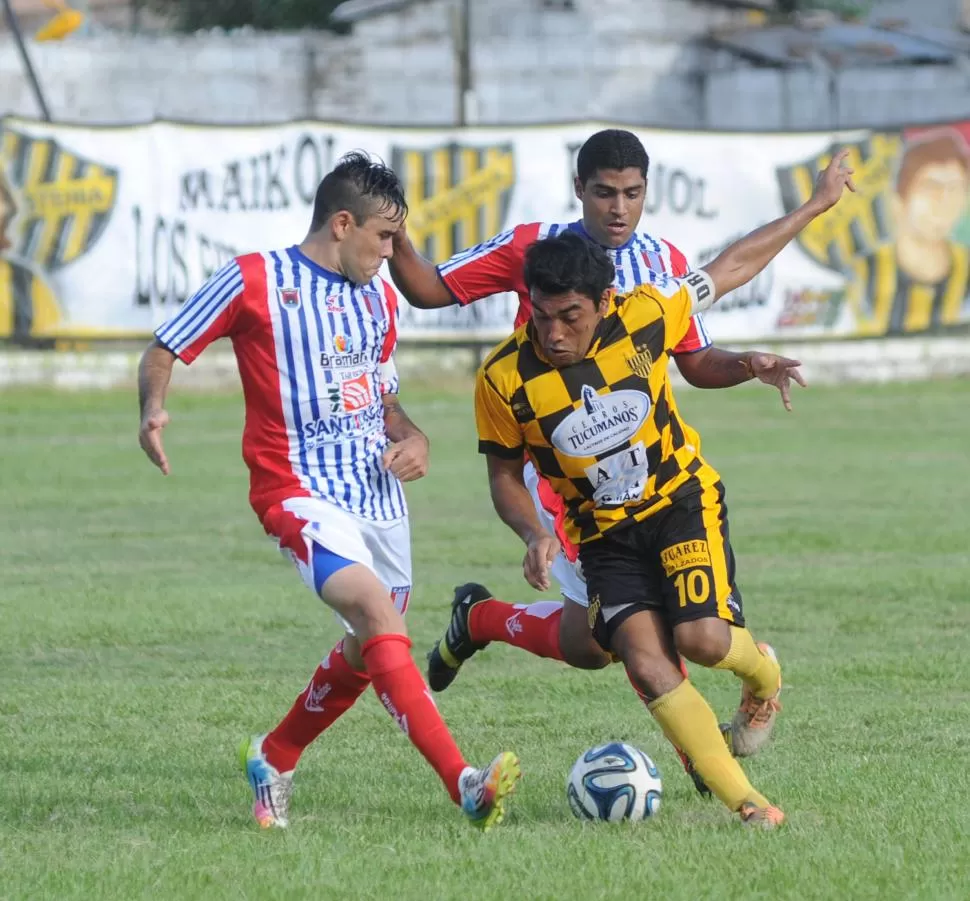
[1,116,968,344]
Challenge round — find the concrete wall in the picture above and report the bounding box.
[1,0,968,129]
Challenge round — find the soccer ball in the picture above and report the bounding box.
[566,742,662,822]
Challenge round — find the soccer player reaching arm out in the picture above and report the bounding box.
[474,150,854,828]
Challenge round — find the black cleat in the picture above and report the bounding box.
[426,583,494,692]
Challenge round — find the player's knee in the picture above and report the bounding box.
[623,650,683,702]
[559,602,611,669]
[561,639,611,670]
[674,618,731,667]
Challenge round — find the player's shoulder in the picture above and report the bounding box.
[479,328,527,390]
[631,228,690,275]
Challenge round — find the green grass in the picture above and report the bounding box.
[2,378,970,901]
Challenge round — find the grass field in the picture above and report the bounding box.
[3,377,970,901]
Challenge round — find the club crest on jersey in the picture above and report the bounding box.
[334,334,349,353]
[626,343,654,379]
[391,142,515,261]
[361,288,386,325]
[277,287,301,310]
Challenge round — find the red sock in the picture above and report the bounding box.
[362,634,468,803]
[468,599,564,661]
[263,639,371,773]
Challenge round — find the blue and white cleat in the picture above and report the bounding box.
[239,734,293,829]
[459,752,521,831]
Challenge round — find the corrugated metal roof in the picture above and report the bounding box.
[330,0,422,24]
[710,21,963,67]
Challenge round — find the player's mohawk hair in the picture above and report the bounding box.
[311,150,408,230]
[576,129,649,185]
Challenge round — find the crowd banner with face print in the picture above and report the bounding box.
[1,116,968,345]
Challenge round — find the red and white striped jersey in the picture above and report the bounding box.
[437,220,713,352]
[154,246,407,525]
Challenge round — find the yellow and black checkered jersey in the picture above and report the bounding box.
[476,278,722,546]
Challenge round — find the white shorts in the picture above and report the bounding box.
[523,460,589,607]
[267,496,412,636]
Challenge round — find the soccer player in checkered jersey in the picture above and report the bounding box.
[473,151,855,827]
[137,153,520,831]
[388,131,804,750]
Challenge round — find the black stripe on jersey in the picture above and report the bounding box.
[536,405,572,444]
[643,436,663,492]
[653,390,670,433]
[529,444,566,479]
[488,335,519,366]
[479,439,524,460]
[509,385,534,423]
[559,358,607,403]
[516,339,551,384]
[596,309,629,349]
[627,318,666,362]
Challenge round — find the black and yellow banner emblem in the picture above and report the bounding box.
[776,131,970,336]
[1,126,117,271]
[392,143,515,263]
[0,124,117,342]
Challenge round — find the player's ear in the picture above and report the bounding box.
[597,289,612,313]
[330,210,355,240]
[573,176,585,202]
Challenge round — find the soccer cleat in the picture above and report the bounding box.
[239,734,294,829]
[739,802,786,829]
[676,723,734,798]
[730,642,782,757]
[426,583,494,692]
[459,751,522,831]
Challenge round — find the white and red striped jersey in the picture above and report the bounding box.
[437,220,713,352]
[154,247,407,525]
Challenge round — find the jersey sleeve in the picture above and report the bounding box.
[475,366,524,459]
[662,239,714,355]
[154,259,244,364]
[437,224,533,305]
[637,270,715,353]
[378,281,400,396]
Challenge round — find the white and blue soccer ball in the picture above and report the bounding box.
[566,742,662,822]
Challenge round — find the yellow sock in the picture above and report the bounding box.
[713,627,780,699]
[648,680,768,811]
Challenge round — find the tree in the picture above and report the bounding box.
[150,0,349,32]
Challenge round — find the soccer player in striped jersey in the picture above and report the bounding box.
[388,129,804,703]
[137,153,520,832]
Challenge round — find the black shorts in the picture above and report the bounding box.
[580,482,745,653]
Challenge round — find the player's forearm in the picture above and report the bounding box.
[675,347,754,389]
[704,201,822,302]
[488,465,547,546]
[387,237,455,309]
[138,341,176,417]
[383,396,427,444]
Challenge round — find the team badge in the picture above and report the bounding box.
[277,287,301,310]
[625,343,654,378]
[334,334,349,353]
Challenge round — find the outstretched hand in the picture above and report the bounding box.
[811,148,856,213]
[748,353,807,412]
